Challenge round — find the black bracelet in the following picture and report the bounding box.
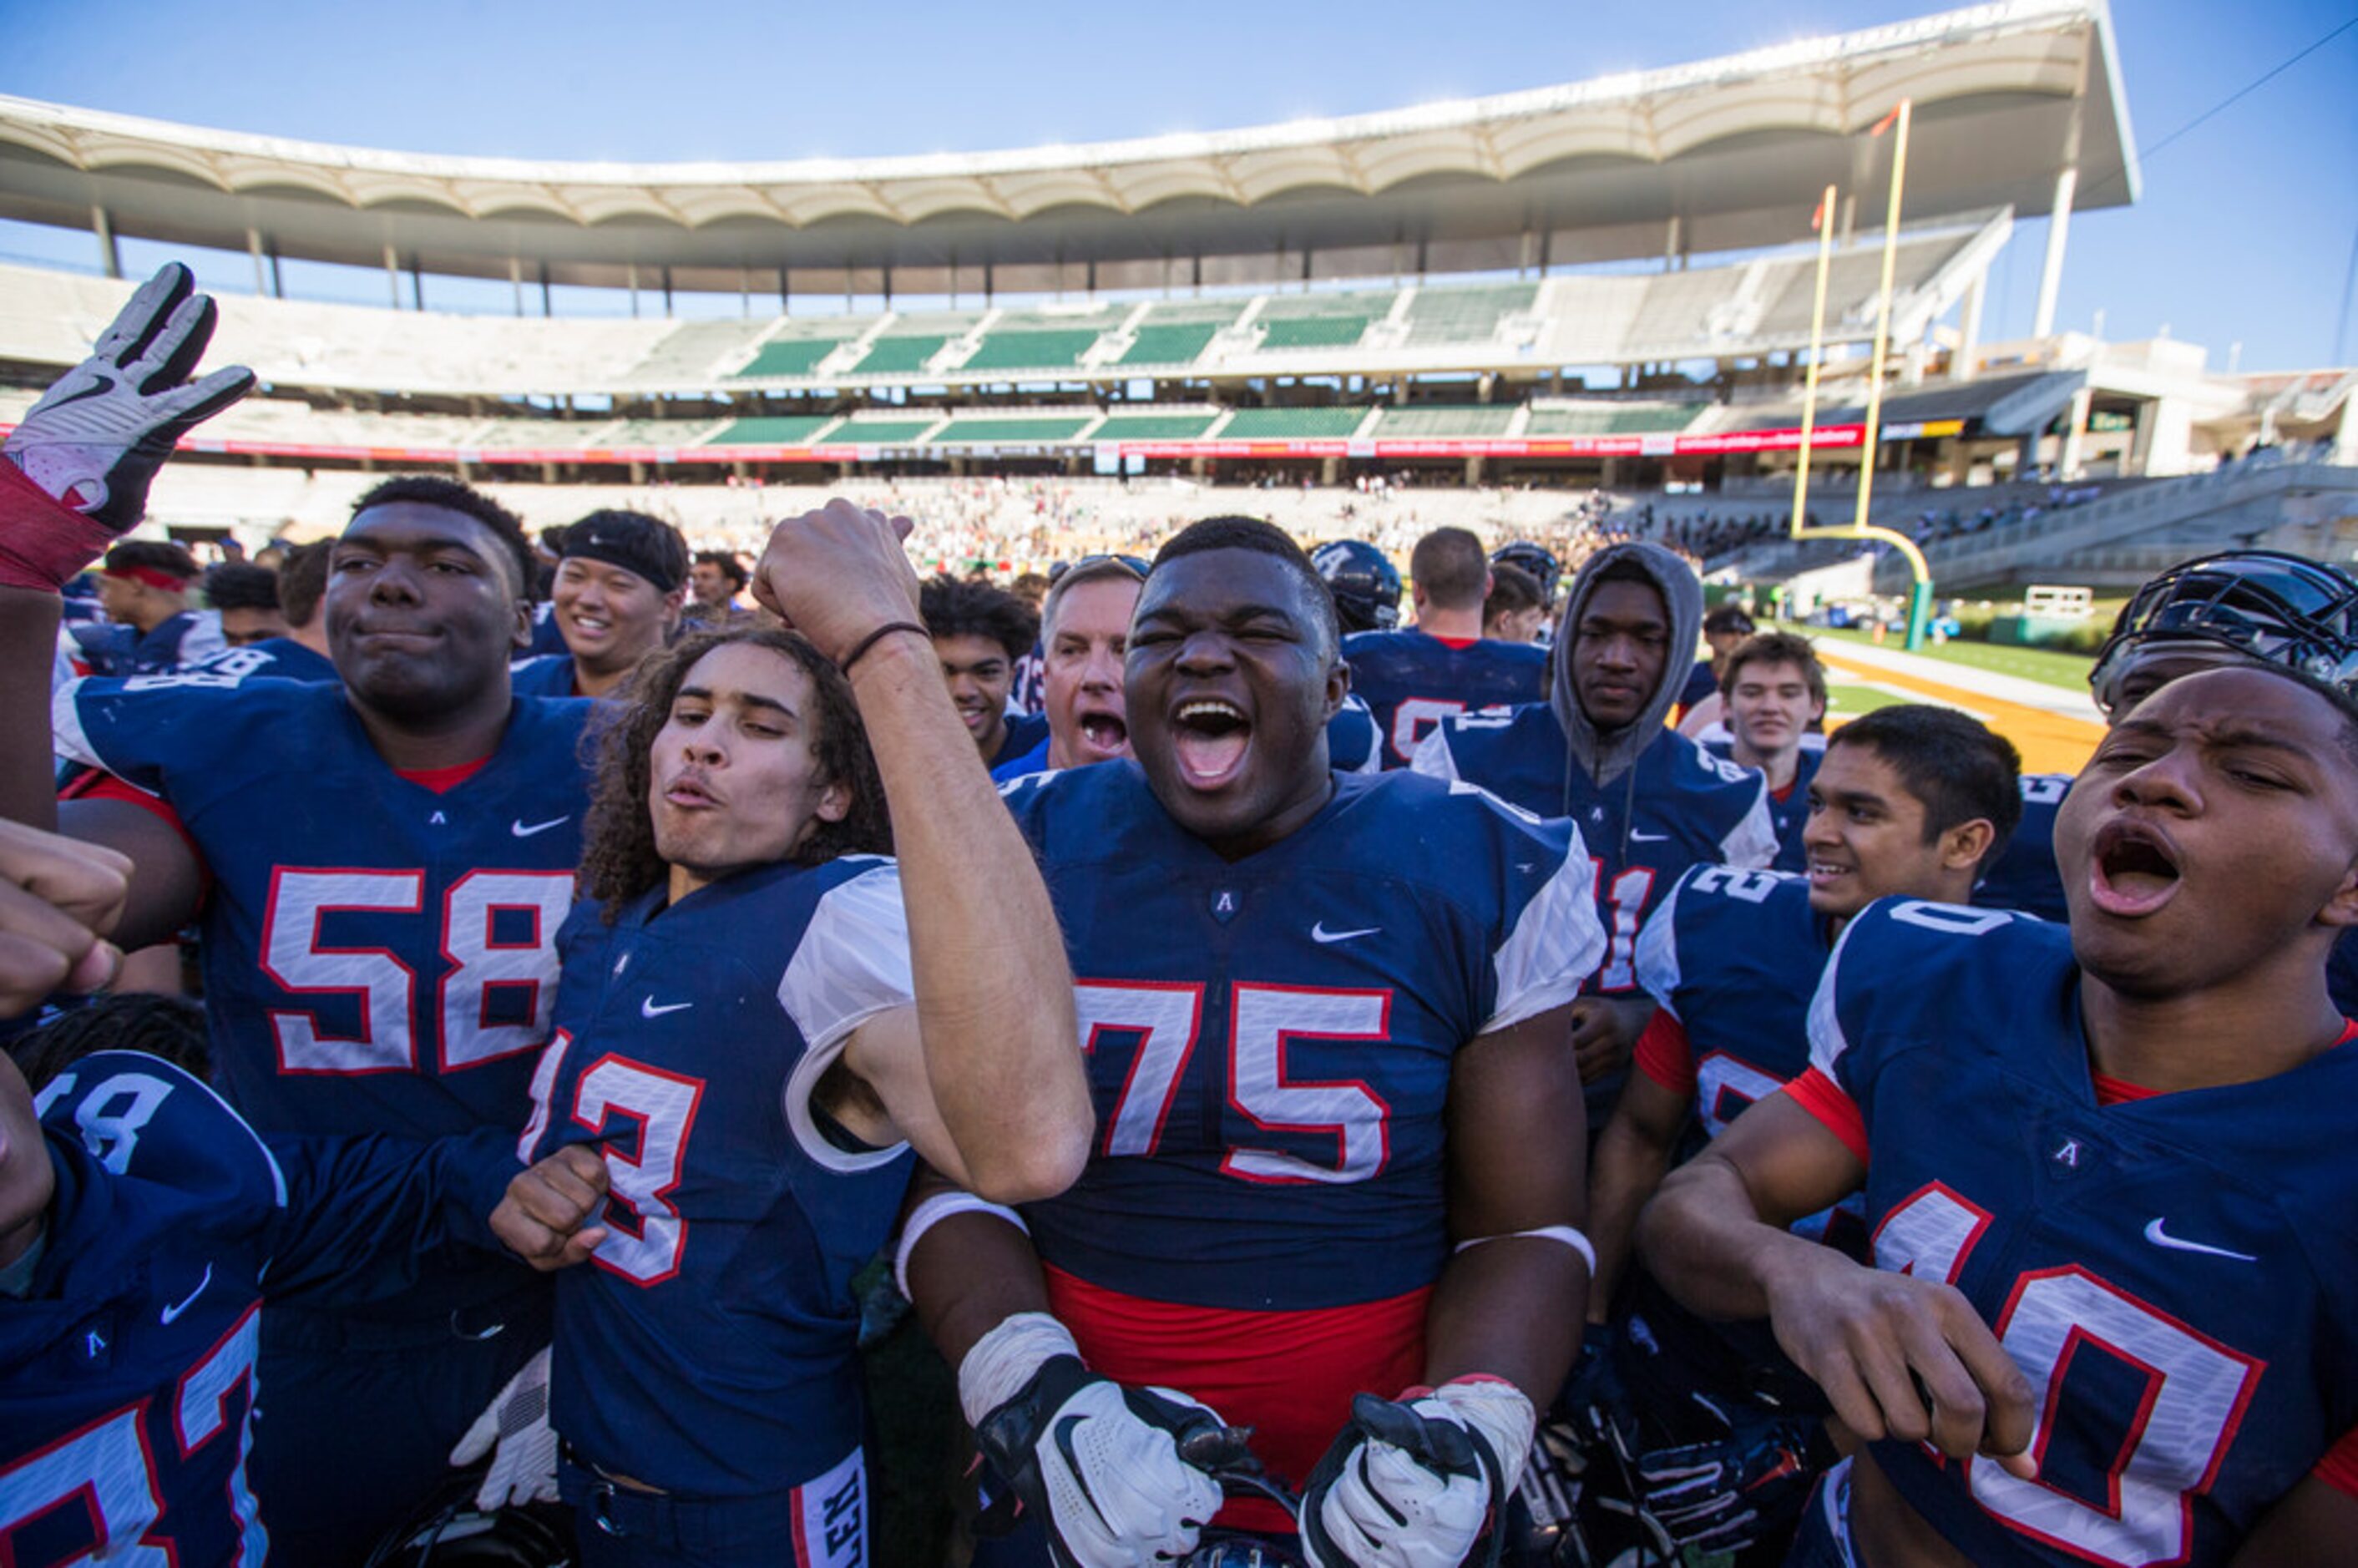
[839,620,929,675]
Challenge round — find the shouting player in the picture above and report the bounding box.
[501,500,1092,1564]
[1414,542,1774,1111]
[1573,706,2018,1559]
[1639,661,2358,1566]
[904,515,1605,1568]
[994,555,1146,780]
[1340,527,1547,768]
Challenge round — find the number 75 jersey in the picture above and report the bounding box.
[1789,900,2358,1568]
[999,763,1604,1312]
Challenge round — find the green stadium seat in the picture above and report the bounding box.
[1401,284,1538,346]
[1116,322,1221,366]
[732,338,847,378]
[1372,405,1517,438]
[1259,316,1371,351]
[961,330,1104,373]
[711,414,837,445]
[1217,407,1372,439]
[827,417,939,443]
[927,415,1093,443]
[1088,411,1221,440]
[1524,405,1701,436]
[846,336,948,376]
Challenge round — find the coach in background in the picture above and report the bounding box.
[993,554,1145,780]
[512,509,691,699]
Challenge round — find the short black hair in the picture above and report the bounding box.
[9,994,210,1091]
[102,539,200,584]
[1485,562,1544,622]
[918,575,1039,660]
[1152,514,1340,657]
[694,549,748,590]
[1704,604,1758,637]
[1409,527,1489,612]
[1827,704,2023,867]
[202,561,281,615]
[277,540,332,630]
[350,475,534,600]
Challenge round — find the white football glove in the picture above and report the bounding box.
[1,263,251,589]
[449,1344,559,1510]
[1299,1379,1535,1568]
[961,1313,1227,1568]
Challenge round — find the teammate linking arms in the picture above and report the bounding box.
[1639,663,2358,1567]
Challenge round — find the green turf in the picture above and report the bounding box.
[1799,624,2096,693]
[1825,681,1907,717]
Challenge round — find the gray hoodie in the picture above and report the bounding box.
[1547,539,1704,792]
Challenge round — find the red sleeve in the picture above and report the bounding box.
[2314,1426,2358,1498]
[1782,1066,1869,1168]
[1632,1009,1698,1095]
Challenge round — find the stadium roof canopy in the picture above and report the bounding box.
[0,0,2133,299]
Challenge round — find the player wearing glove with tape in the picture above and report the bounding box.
[903,516,1604,1568]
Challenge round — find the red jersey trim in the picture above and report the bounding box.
[2091,1072,2158,1107]
[1784,1067,1868,1167]
[1633,1010,1697,1096]
[1429,634,1480,650]
[397,756,492,794]
[2315,1424,2358,1498]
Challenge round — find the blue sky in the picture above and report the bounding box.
[1,0,2351,369]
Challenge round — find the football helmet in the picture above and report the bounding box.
[2089,549,2358,716]
[1490,543,1562,608]
[1311,539,1403,634]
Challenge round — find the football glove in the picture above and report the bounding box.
[1299,1379,1534,1568]
[1557,1323,1637,1462]
[962,1313,1227,1568]
[1633,1409,1827,1555]
[1,262,252,590]
[449,1344,559,1510]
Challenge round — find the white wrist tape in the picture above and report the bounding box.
[958,1312,1081,1429]
[893,1191,1028,1299]
[1434,1377,1539,1495]
[1453,1223,1596,1277]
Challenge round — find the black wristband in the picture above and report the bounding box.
[839,620,929,675]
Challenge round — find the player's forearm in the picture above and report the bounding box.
[0,587,60,828]
[904,1206,1057,1368]
[1424,1240,1586,1406]
[847,635,1090,1199]
[1584,1112,1678,1323]
[1637,1151,1829,1323]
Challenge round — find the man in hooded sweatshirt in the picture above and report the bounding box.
[1414,543,1776,1121]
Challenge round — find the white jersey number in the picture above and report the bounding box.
[1076,980,1392,1185]
[571,1055,706,1285]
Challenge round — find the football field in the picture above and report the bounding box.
[1807,639,2107,775]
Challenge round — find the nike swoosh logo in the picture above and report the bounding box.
[1629,829,1670,842]
[640,998,694,1018]
[1311,922,1380,943]
[2143,1218,2257,1262]
[512,817,569,837]
[160,1263,213,1325]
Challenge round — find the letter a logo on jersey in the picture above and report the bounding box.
[2053,1138,2082,1169]
[1209,888,1241,924]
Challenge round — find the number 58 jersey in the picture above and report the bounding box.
[1787,901,2358,1568]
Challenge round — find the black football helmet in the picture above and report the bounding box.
[2088,549,2358,716]
[365,1480,574,1568]
[1490,542,1562,607]
[1311,539,1403,634]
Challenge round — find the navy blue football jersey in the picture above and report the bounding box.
[1631,866,1863,1255]
[181,636,340,685]
[1702,737,1823,873]
[992,711,1050,771]
[1975,771,2072,922]
[527,601,569,656]
[52,678,593,1321]
[509,652,580,698]
[1794,903,2358,1568]
[3,1053,515,1566]
[1339,628,1547,767]
[998,763,1602,1486]
[1326,694,1382,776]
[1011,637,1046,715]
[1414,704,1776,994]
[524,857,914,1520]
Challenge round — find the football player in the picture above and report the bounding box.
[1639,662,2358,1567]
[1703,631,1831,872]
[0,814,606,1565]
[1574,706,2018,1559]
[1310,538,1402,636]
[1673,603,1757,728]
[180,540,341,685]
[0,274,601,1561]
[903,514,1606,1568]
[201,561,288,648]
[682,547,752,626]
[499,500,1091,1565]
[1414,542,1775,1110]
[1339,527,1547,767]
[921,575,1049,768]
[994,555,1146,780]
[510,508,691,698]
[1482,562,1548,645]
[80,539,224,675]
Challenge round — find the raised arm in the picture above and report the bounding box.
[751,499,1090,1203]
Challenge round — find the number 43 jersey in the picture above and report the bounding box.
[999,763,1603,1482]
[1787,901,2358,1568]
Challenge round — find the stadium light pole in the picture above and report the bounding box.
[1789,99,1935,650]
